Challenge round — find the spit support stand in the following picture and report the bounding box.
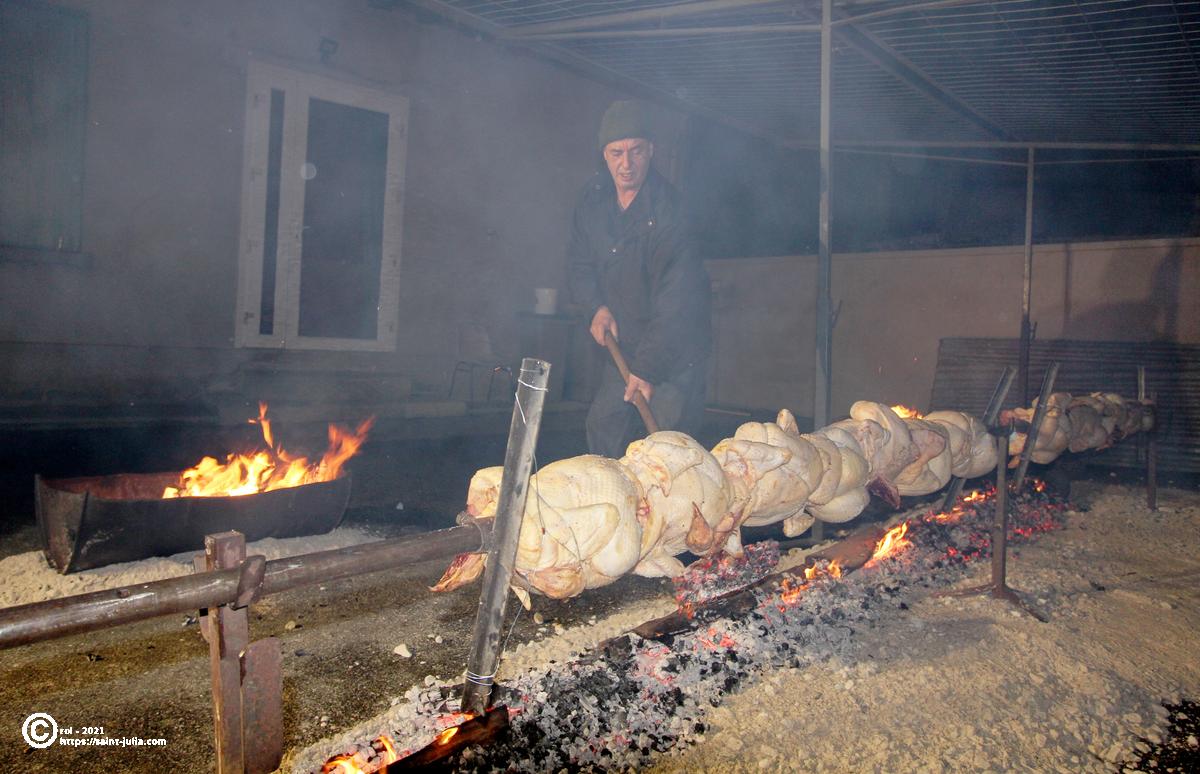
[1013,361,1060,493]
[934,422,1048,622]
[941,364,1017,512]
[194,532,283,774]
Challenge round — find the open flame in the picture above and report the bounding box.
[163,402,373,498]
[869,522,911,563]
[890,404,923,419]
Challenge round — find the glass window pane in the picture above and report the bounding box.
[297,97,389,340]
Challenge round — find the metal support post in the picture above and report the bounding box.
[813,0,833,430]
[1018,147,1036,404]
[806,0,834,546]
[941,365,1017,511]
[1138,366,1158,510]
[1013,361,1059,492]
[195,532,281,774]
[461,358,551,715]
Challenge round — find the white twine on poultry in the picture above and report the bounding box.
[511,372,589,588]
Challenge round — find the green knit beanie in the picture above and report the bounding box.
[597,100,654,150]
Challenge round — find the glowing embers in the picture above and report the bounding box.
[163,402,373,498]
[927,485,996,525]
[322,733,400,773]
[697,626,738,651]
[770,559,843,612]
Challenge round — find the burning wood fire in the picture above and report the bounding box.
[890,404,923,419]
[868,522,912,565]
[162,403,373,498]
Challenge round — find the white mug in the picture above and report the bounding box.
[534,288,558,315]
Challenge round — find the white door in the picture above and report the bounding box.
[235,59,408,351]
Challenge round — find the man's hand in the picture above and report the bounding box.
[590,305,618,347]
[623,373,654,405]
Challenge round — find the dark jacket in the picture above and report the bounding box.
[566,167,712,384]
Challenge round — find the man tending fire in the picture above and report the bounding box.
[566,100,712,458]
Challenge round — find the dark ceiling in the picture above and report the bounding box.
[407,0,1200,148]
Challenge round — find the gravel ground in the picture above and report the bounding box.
[3,479,1197,773]
[654,483,1200,773]
[295,480,1200,773]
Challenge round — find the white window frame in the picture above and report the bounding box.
[235,58,408,351]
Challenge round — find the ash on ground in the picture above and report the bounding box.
[297,483,1200,774]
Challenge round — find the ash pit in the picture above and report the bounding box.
[316,484,1068,772]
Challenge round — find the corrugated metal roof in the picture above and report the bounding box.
[408,0,1200,146]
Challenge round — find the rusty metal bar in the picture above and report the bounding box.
[941,365,1017,511]
[1013,361,1059,492]
[203,532,250,774]
[0,526,481,650]
[461,358,550,715]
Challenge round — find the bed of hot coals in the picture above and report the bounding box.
[317,484,1068,773]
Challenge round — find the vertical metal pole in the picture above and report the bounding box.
[941,365,1016,511]
[1013,361,1059,492]
[809,0,834,544]
[462,358,550,715]
[991,428,1010,591]
[1138,366,1158,510]
[813,0,833,430]
[1019,147,1036,404]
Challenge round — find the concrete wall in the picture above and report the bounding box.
[706,237,1200,418]
[0,0,682,406]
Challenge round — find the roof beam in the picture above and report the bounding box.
[830,20,1017,141]
[403,0,792,146]
[511,23,820,41]
[509,0,988,41]
[820,139,1200,151]
[503,0,792,38]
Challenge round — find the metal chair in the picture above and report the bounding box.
[448,323,513,402]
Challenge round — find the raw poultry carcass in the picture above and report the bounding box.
[432,456,645,607]
[893,417,953,496]
[821,401,918,506]
[1005,392,1073,465]
[713,410,825,538]
[800,429,871,524]
[1065,395,1111,452]
[620,431,735,577]
[924,410,998,479]
[1092,392,1148,439]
